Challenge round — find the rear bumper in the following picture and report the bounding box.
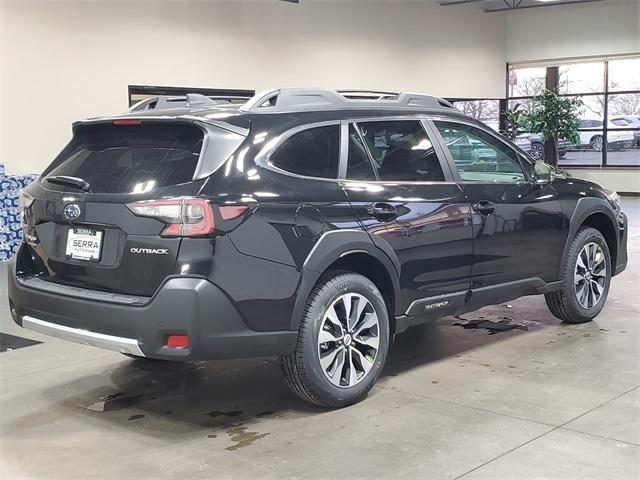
[8,260,297,360]
[21,316,145,356]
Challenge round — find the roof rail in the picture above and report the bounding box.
[127,93,251,113]
[239,88,453,114]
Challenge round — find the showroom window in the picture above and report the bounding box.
[451,100,501,132]
[349,120,445,182]
[507,56,640,167]
[269,125,340,179]
[127,85,254,107]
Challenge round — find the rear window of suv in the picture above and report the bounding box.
[43,123,205,193]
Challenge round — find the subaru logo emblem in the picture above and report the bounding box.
[63,203,81,220]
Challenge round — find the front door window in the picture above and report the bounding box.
[434,121,526,184]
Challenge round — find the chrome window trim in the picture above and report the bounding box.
[340,179,459,187]
[338,122,349,179]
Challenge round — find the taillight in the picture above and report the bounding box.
[126,198,247,237]
[127,198,214,237]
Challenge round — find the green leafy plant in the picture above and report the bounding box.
[522,89,582,165]
[503,103,526,141]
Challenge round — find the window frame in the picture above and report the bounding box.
[427,116,535,185]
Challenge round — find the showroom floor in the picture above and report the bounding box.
[1,199,638,480]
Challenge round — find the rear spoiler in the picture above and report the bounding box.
[72,115,249,137]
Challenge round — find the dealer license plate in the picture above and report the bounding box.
[65,227,103,261]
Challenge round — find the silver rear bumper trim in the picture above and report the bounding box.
[21,316,145,357]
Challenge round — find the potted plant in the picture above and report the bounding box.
[522,89,582,166]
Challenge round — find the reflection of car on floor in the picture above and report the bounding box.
[513,133,568,161]
[610,116,640,147]
[576,120,635,151]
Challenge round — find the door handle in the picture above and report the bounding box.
[366,202,398,222]
[472,200,496,215]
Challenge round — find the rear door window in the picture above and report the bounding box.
[44,123,206,193]
[269,125,340,179]
[349,120,445,182]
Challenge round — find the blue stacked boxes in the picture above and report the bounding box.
[0,164,38,261]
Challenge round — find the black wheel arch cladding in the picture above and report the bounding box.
[561,196,619,279]
[289,230,401,331]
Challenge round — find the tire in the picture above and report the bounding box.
[590,135,603,152]
[545,227,611,324]
[530,142,545,161]
[281,272,390,408]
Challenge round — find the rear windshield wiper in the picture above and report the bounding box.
[44,175,92,192]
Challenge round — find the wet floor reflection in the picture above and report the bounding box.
[32,301,560,449]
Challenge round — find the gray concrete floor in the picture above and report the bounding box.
[1,199,639,480]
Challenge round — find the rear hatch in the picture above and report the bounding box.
[20,120,244,296]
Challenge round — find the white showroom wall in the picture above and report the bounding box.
[0,0,506,175]
[506,0,640,194]
[506,0,640,63]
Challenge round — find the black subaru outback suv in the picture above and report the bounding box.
[10,89,628,407]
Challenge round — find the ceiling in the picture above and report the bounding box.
[281,1,608,13]
[439,0,607,13]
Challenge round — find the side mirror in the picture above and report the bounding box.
[533,162,553,185]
